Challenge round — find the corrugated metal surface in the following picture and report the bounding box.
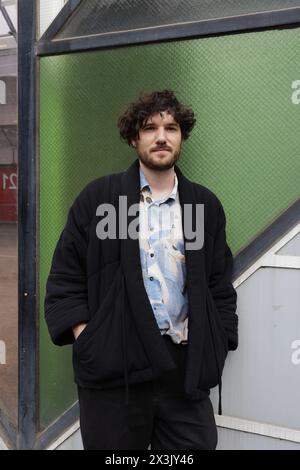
[277,233,300,256]
[211,230,300,448]
[212,266,300,428]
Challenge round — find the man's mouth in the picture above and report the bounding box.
[152,148,171,152]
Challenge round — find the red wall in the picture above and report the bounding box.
[0,164,17,222]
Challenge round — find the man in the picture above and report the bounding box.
[45,90,238,450]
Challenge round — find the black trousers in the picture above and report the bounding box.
[77,335,218,450]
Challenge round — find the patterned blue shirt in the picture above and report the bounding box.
[138,167,189,344]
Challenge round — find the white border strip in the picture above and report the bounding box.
[216,415,300,443]
[46,416,300,449]
[234,223,300,288]
[46,421,80,450]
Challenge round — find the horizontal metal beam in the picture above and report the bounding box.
[37,7,300,57]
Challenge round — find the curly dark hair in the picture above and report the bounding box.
[117,90,196,146]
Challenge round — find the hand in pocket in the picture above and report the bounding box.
[73,323,88,340]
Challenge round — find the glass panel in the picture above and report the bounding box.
[38,0,68,38]
[0,1,18,431]
[0,0,17,34]
[56,0,300,40]
[40,26,300,426]
[0,0,17,50]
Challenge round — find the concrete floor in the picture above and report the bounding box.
[0,223,18,427]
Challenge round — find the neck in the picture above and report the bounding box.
[139,161,175,195]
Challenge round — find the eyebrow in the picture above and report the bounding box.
[142,121,180,128]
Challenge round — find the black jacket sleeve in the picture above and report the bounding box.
[209,203,238,351]
[44,200,91,346]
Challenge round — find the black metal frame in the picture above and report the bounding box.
[17,0,37,450]
[34,402,79,450]
[37,6,300,56]
[9,0,299,450]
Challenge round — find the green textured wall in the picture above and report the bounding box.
[39,28,300,428]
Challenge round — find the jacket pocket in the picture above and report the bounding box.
[198,289,228,390]
[72,266,151,385]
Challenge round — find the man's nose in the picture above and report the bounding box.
[155,128,167,143]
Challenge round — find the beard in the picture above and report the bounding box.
[137,149,181,172]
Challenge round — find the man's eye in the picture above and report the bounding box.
[143,126,155,131]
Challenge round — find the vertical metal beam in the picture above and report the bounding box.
[17,0,37,450]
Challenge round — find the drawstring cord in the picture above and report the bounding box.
[121,274,129,405]
[212,329,223,415]
[218,380,222,415]
[207,298,223,415]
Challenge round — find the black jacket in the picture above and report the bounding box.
[45,159,238,406]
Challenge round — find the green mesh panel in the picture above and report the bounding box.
[39,27,300,427]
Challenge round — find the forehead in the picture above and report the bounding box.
[143,111,179,126]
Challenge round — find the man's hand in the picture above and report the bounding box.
[73,323,88,340]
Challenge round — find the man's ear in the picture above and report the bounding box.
[131,140,136,147]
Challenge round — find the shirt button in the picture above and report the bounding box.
[149,276,153,281]
[146,196,152,203]
[150,253,154,257]
[149,227,154,231]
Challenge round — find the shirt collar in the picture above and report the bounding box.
[139,167,178,202]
